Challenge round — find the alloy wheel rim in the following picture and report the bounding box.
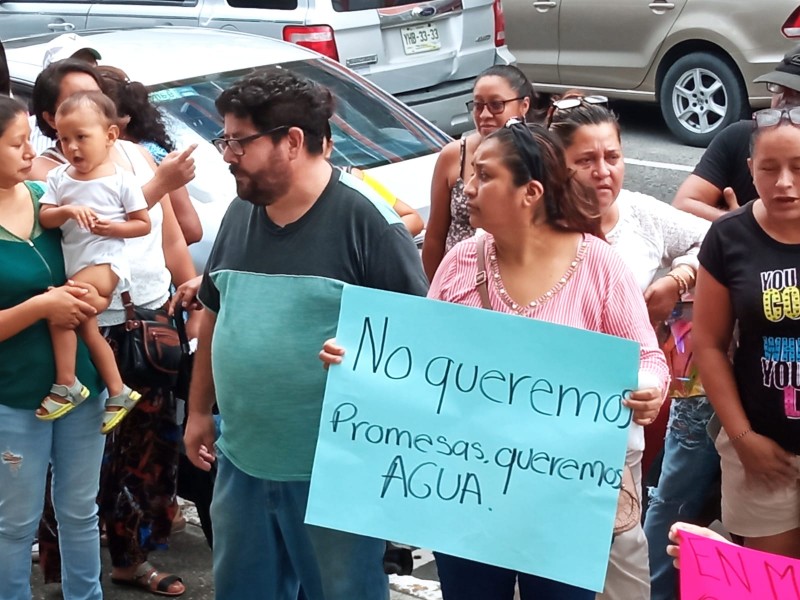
[671,67,728,135]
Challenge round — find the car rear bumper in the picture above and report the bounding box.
[398,80,474,136]
[396,46,516,137]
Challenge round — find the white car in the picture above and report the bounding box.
[6,27,450,269]
[0,0,514,137]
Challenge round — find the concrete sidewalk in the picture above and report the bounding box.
[30,522,439,600]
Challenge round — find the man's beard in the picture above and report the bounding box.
[229,162,290,207]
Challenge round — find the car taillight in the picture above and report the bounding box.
[283,25,340,61]
[493,0,506,47]
[782,6,800,37]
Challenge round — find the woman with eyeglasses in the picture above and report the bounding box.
[548,92,710,600]
[421,65,540,281]
[694,107,800,562]
[321,121,668,599]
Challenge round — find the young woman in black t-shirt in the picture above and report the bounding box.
[695,108,800,559]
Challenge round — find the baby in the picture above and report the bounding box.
[37,91,151,434]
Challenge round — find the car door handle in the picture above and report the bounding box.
[532,1,557,7]
[648,2,676,9]
[48,22,76,32]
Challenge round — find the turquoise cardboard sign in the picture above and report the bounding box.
[306,285,640,592]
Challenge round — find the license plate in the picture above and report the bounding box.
[400,23,441,55]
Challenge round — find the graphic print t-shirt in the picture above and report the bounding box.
[699,202,800,453]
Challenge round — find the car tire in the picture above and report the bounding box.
[659,52,748,147]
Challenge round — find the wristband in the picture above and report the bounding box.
[729,428,753,443]
[674,264,696,288]
[666,272,688,296]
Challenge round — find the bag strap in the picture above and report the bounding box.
[121,291,136,322]
[458,137,467,180]
[122,289,190,351]
[117,140,137,172]
[475,236,492,310]
[174,305,190,354]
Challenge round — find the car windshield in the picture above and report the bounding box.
[148,58,449,169]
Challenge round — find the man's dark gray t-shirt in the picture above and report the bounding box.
[198,168,428,480]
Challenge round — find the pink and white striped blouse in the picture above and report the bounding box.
[428,233,670,446]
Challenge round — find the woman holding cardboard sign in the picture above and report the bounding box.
[321,122,668,599]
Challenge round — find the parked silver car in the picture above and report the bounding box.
[6,27,450,269]
[0,0,514,136]
[504,0,800,146]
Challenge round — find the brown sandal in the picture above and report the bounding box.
[110,561,185,597]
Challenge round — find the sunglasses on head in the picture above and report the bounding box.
[753,107,800,128]
[766,82,800,96]
[551,94,608,112]
[767,82,785,94]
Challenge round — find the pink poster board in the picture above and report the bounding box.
[680,530,800,599]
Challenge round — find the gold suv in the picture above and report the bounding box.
[504,0,800,146]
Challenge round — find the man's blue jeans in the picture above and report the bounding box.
[0,396,105,600]
[643,397,720,600]
[211,451,389,600]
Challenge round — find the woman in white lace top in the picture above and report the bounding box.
[549,93,710,600]
[549,96,709,310]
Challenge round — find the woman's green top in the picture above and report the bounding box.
[0,182,102,410]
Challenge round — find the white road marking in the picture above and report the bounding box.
[625,157,694,172]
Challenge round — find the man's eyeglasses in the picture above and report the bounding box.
[551,94,608,112]
[212,125,289,156]
[753,107,800,128]
[466,97,525,115]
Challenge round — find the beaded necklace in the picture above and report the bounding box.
[488,236,589,315]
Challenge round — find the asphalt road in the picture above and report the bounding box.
[611,100,706,204]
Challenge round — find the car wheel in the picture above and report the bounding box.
[659,52,748,147]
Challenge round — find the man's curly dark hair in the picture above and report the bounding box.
[215,67,334,155]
